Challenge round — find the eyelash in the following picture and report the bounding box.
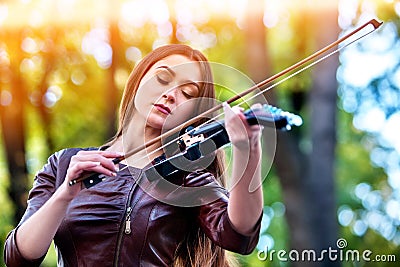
[156,75,169,85]
[181,83,199,98]
[181,90,193,99]
[155,72,198,98]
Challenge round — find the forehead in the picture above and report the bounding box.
[151,54,202,80]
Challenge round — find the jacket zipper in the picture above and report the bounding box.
[113,171,142,267]
[124,207,132,234]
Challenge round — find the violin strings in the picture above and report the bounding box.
[114,19,382,172]
[68,20,380,186]
[237,26,375,106]
[71,21,379,182]
[114,25,377,174]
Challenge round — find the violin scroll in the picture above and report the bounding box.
[244,104,303,131]
[189,104,303,139]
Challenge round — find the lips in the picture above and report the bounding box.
[154,104,171,115]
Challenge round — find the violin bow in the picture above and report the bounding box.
[69,19,382,186]
[121,19,383,158]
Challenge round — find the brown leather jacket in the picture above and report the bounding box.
[4,148,261,266]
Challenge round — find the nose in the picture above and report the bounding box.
[162,89,176,103]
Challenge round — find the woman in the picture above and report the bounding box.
[4,44,263,266]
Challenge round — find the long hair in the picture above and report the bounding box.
[105,44,236,266]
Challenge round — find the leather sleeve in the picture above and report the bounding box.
[3,149,71,266]
[3,227,46,267]
[185,171,262,255]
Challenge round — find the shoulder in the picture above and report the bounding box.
[55,147,97,163]
[44,147,97,170]
[34,147,98,187]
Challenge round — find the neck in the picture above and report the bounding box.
[108,114,164,169]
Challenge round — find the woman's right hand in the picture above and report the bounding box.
[61,150,122,200]
[12,149,122,261]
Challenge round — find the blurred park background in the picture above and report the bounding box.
[0,0,399,266]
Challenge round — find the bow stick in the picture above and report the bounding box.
[69,19,382,186]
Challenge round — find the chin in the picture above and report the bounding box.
[146,120,177,133]
[146,122,164,132]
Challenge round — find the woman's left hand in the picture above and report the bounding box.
[222,102,262,149]
[224,102,264,234]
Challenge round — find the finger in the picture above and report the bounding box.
[67,161,102,180]
[72,153,119,173]
[99,150,124,158]
[67,161,117,182]
[250,103,263,109]
[88,164,118,178]
[94,156,119,173]
[222,102,234,117]
[76,150,124,158]
[249,124,262,132]
[231,106,248,123]
[248,124,263,144]
[231,105,244,113]
[223,102,246,124]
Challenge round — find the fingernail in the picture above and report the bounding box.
[111,172,117,177]
[114,165,119,172]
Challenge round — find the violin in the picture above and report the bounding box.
[145,104,303,183]
[69,104,302,188]
[69,19,382,189]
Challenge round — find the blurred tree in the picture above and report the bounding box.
[106,22,120,140]
[243,1,340,266]
[306,4,340,264]
[35,27,57,153]
[106,1,123,141]
[0,29,29,223]
[243,0,313,262]
[335,0,400,265]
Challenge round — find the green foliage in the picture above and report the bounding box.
[0,137,14,267]
[333,1,400,262]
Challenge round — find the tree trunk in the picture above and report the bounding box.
[0,30,29,223]
[244,1,339,266]
[36,27,57,154]
[105,22,119,141]
[244,0,313,259]
[306,8,340,265]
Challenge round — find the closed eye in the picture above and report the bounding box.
[155,68,174,85]
[180,82,199,98]
[157,75,169,85]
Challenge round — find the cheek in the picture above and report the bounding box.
[134,96,149,119]
[145,111,165,129]
[134,81,164,118]
[163,98,205,130]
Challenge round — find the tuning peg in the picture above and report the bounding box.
[283,112,303,127]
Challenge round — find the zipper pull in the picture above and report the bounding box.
[125,207,132,234]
